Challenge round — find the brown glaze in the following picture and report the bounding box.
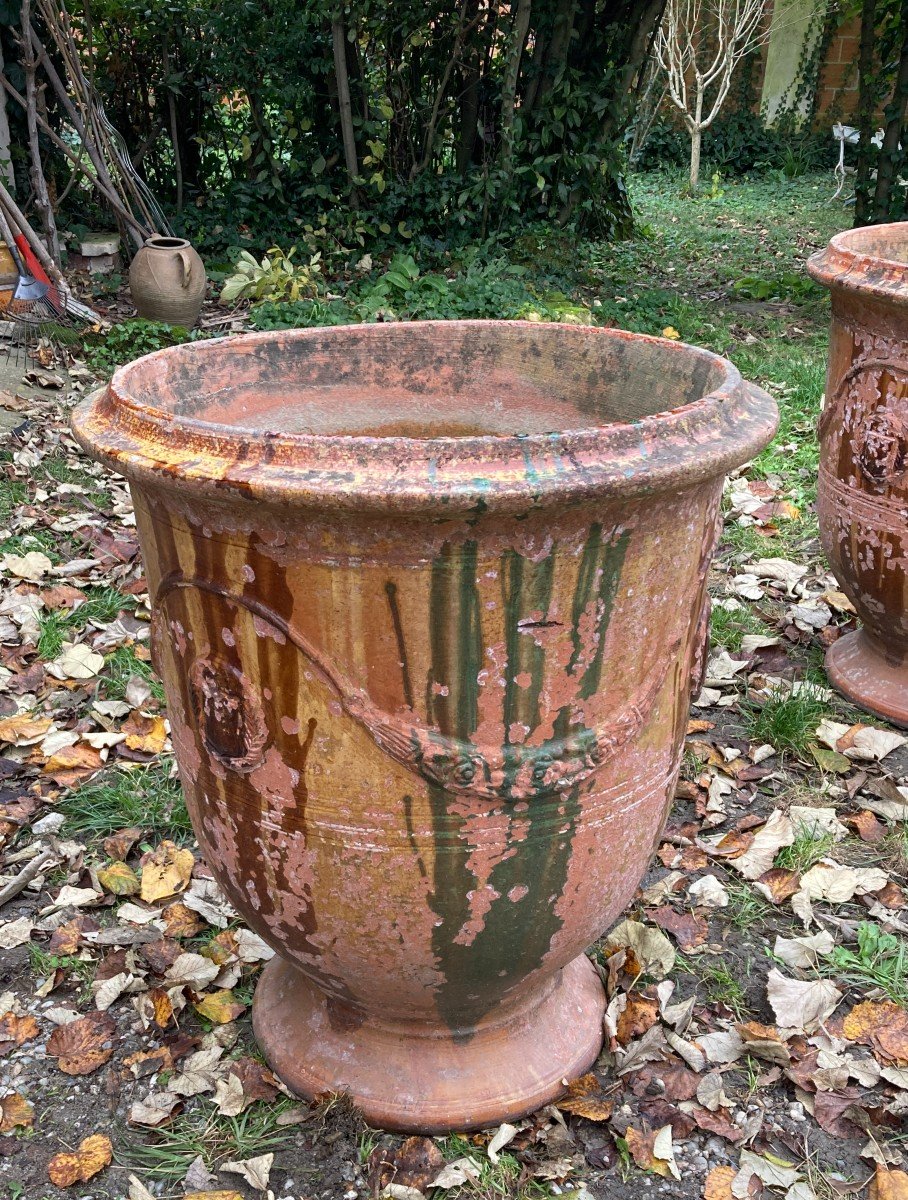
[808,225,908,727]
[71,321,777,1132]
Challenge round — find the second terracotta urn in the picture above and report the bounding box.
[129,234,206,327]
[72,322,776,1131]
[809,224,908,727]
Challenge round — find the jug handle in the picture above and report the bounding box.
[177,248,194,289]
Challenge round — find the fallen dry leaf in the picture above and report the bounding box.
[625,1124,681,1179]
[845,810,887,843]
[184,1193,244,1200]
[616,992,661,1045]
[647,905,708,951]
[0,1090,34,1132]
[0,917,36,949]
[164,950,219,988]
[48,1132,113,1186]
[704,1165,737,1200]
[727,810,794,880]
[556,1072,614,1120]
[870,1166,908,1200]
[43,741,104,785]
[486,1122,518,1163]
[2,550,53,581]
[123,713,168,755]
[732,1149,802,1197]
[46,641,105,681]
[843,1001,908,1064]
[773,931,835,969]
[194,989,246,1024]
[604,919,676,978]
[103,826,144,861]
[688,875,729,908]
[46,1011,117,1075]
[0,713,53,745]
[754,867,801,904]
[129,1090,181,1127]
[222,1152,274,1191]
[97,860,141,895]
[798,862,889,905]
[161,901,205,938]
[140,840,195,903]
[766,969,842,1034]
[0,1011,40,1054]
[736,1021,790,1065]
[371,1136,446,1192]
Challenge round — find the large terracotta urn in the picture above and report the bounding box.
[808,225,908,727]
[129,235,206,327]
[71,322,776,1132]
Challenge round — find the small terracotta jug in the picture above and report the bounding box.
[129,235,206,327]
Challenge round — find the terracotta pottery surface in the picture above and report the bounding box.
[71,321,777,1132]
[129,235,206,327]
[808,224,908,727]
[0,241,17,285]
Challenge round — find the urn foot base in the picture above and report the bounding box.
[252,953,605,1133]
[826,631,908,729]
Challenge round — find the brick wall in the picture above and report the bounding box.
[815,17,860,121]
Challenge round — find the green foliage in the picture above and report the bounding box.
[85,319,192,376]
[743,685,831,758]
[732,273,822,303]
[57,0,662,244]
[118,1102,297,1179]
[36,588,133,661]
[853,0,908,223]
[636,111,829,180]
[100,645,165,704]
[826,922,908,1006]
[775,828,837,874]
[220,247,322,304]
[725,883,771,931]
[249,250,593,330]
[250,297,355,330]
[61,760,190,842]
[709,603,773,654]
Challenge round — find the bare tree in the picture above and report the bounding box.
[654,0,771,189]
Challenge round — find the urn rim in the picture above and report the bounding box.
[71,320,778,513]
[807,221,908,307]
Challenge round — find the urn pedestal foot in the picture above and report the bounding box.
[826,630,908,729]
[253,953,605,1133]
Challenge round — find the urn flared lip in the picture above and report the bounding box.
[71,320,778,514]
[807,222,908,308]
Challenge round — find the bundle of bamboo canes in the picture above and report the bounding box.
[0,0,168,304]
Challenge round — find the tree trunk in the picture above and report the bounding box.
[871,12,908,222]
[456,0,481,174]
[528,0,575,113]
[332,13,359,186]
[0,41,13,191]
[499,0,532,175]
[854,0,878,225]
[597,0,668,152]
[689,126,702,189]
[162,36,183,211]
[21,0,60,262]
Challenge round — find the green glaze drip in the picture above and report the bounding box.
[423,525,630,1035]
